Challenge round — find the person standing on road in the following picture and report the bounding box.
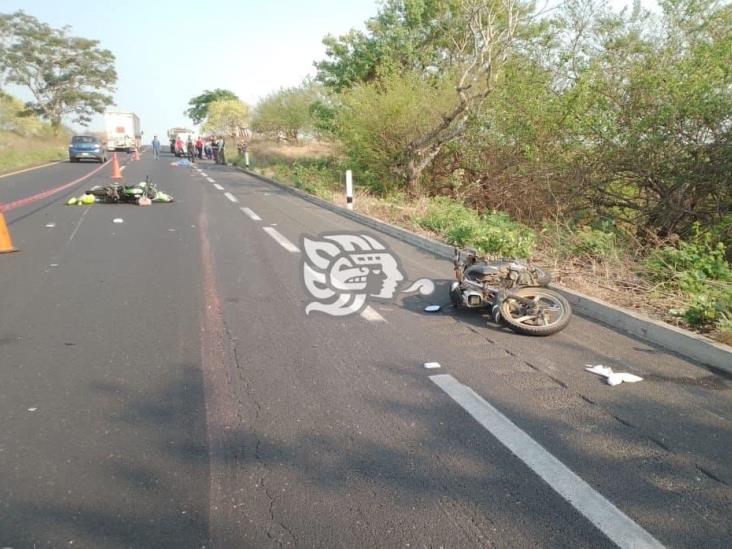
[195,137,204,159]
[204,138,212,160]
[152,135,161,159]
[186,137,196,163]
[217,136,226,165]
[211,138,219,164]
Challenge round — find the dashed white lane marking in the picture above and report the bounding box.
[224,192,239,203]
[360,306,386,322]
[263,226,300,253]
[429,374,664,549]
[207,177,216,183]
[213,183,224,191]
[200,172,208,177]
[240,207,262,221]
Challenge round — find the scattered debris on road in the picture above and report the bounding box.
[424,362,441,369]
[65,176,174,206]
[113,218,124,224]
[585,364,643,386]
[424,305,441,313]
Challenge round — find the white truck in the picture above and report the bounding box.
[105,111,141,152]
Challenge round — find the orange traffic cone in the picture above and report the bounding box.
[111,153,123,180]
[0,211,18,254]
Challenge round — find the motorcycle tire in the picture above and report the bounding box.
[499,287,571,336]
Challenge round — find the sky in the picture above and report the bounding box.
[2,0,655,141]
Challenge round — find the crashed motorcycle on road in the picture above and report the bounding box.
[450,248,572,336]
[85,176,174,204]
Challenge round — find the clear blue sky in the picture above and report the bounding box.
[1,0,380,139]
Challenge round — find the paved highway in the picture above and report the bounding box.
[1,152,730,548]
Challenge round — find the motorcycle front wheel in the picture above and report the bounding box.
[499,287,571,336]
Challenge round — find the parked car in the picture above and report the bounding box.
[69,135,108,163]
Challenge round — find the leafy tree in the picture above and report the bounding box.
[252,81,320,141]
[0,11,116,133]
[317,0,534,194]
[202,98,250,139]
[549,0,732,237]
[185,89,239,125]
[334,70,458,193]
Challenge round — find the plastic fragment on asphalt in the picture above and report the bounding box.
[425,305,441,313]
[27,407,37,412]
[45,223,55,228]
[424,362,441,369]
[113,218,124,223]
[585,364,643,386]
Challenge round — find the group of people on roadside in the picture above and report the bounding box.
[152,135,226,164]
[187,136,227,165]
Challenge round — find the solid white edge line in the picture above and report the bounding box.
[360,306,386,322]
[207,177,216,183]
[240,207,262,221]
[263,226,299,253]
[213,183,224,191]
[224,192,239,203]
[429,374,665,549]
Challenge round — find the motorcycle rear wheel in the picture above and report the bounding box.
[499,287,571,336]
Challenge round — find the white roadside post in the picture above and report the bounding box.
[346,170,354,210]
[244,151,250,168]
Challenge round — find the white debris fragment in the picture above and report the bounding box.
[585,364,643,386]
[45,223,55,228]
[113,218,124,224]
[27,407,37,412]
[424,362,441,369]
[424,305,441,313]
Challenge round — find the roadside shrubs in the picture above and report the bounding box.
[417,197,535,258]
[645,229,732,331]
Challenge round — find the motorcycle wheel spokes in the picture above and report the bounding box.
[501,288,571,336]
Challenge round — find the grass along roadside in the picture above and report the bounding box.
[235,142,732,346]
[0,131,68,175]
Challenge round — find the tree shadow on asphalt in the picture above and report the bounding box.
[3,353,730,548]
[0,364,210,549]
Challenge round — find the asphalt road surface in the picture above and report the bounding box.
[1,152,730,548]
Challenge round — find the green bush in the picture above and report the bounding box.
[417,197,535,258]
[569,227,620,259]
[645,227,732,330]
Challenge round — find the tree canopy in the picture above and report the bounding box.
[185,89,239,125]
[0,11,117,132]
[202,98,250,138]
[252,81,320,141]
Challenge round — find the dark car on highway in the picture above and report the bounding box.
[69,135,107,163]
